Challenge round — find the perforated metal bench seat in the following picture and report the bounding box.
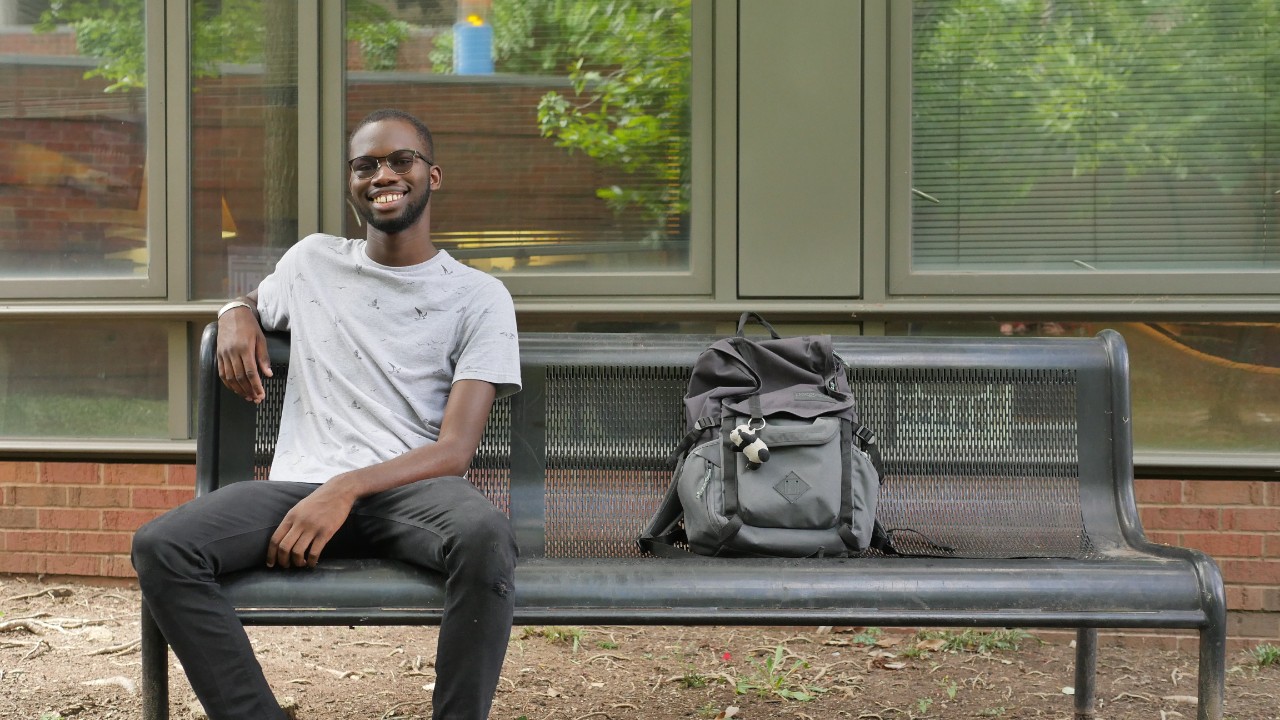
[219,555,1209,629]
[139,328,1226,720]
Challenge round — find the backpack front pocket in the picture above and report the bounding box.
[733,416,844,530]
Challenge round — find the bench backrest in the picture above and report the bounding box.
[198,327,1136,561]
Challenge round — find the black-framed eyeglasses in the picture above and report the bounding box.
[348,149,432,179]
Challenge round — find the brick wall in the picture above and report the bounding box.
[0,461,193,578]
[2,460,1276,651]
[1127,478,1280,652]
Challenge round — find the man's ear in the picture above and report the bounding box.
[429,164,443,190]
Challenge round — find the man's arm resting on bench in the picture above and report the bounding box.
[215,289,273,404]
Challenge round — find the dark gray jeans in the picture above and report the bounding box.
[132,477,517,720]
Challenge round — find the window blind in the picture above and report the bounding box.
[912,0,1279,273]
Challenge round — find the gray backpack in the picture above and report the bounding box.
[639,312,891,558]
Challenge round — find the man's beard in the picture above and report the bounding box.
[356,186,431,234]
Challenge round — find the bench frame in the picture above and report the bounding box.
[140,326,1227,720]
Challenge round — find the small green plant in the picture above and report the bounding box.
[1250,643,1280,668]
[734,645,827,702]
[850,627,884,645]
[680,664,709,689]
[520,626,586,654]
[916,628,1033,654]
[978,707,1007,717]
[941,677,959,699]
[916,697,934,713]
[978,628,1034,653]
[696,703,721,718]
[348,19,411,71]
[597,640,620,650]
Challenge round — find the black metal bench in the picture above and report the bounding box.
[140,325,1227,720]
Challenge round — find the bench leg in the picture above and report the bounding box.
[1072,628,1098,719]
[141,603,169,720]
[1197,618,1226,720]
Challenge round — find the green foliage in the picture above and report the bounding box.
[37,0,411,88]
[1250,643,1280,668]
[915,628,1034,654]
[37,0,146,91]
[913,0,1279,197]
[679,664,708,688]
[348,19,412,71]
[38,0,266,91]
[41,0,693,243]
[435,0,691,243]
[520,625,586,654]
[850,627,884,646]
[941,677,959,699]
[535,0,691,242]
[348,1,413,72]
[734,645,827,702]
[916,696,934,713]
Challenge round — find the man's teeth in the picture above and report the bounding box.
[373,193,404,205]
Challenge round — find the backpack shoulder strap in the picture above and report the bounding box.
[638,467,689,555]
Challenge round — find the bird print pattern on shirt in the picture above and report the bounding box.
[256,237,519,485]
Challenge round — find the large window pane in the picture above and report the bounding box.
[0,0,148,283]
[911,0,1279,274]
[343,0,692,276]
[887,321,1280,455]
[0,321,168,438]
[189,0,298,300]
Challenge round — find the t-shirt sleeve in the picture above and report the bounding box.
[453,279,521,399]
[253,242,302,331]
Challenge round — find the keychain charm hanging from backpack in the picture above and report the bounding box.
[729,419,770,470]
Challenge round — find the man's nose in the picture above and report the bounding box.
[370,162,398,182]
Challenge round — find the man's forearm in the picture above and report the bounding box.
[325,441,475,501]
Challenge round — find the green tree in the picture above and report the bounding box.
[534,0,691,245]
[43,0,695,245]
[429,0,692,245]
[38,0,413,90]
[38,0,265,92]
[912,0,1278,196]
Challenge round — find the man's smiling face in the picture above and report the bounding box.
[348,119,441,235]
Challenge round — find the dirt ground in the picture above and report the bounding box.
[2,577,1277,720]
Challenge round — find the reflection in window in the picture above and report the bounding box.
[189,0,298,300]
[887,321,1280,454]
[0,321,168,438]
[343,0,692,275]
[912,0,1279,272]
[0,0,148,280]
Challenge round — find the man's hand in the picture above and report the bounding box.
[216,304,273,404]
[267,481,356,569]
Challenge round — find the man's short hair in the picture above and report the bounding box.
[351,109,435,162]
